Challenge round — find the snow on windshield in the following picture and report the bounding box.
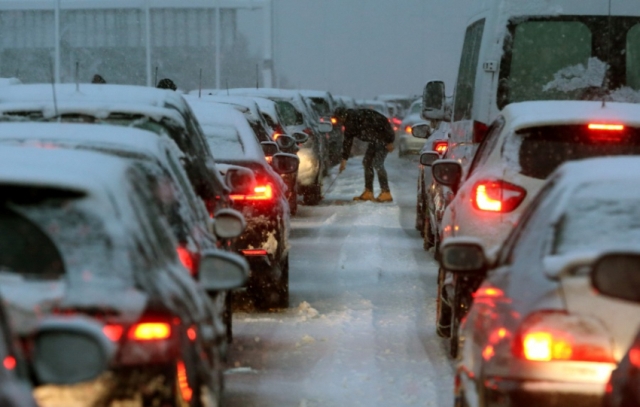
[202,124,245,161]
[542,57,607,94]
[554,181,640,255]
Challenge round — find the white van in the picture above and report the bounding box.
[422,0,640,168]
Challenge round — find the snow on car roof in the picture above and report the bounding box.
[298,90,333,99]
[184,95,264,121]
[0,102,186,127]
[186,100,265,162]
[0,83,188,112]
[502,101,640,132]
[556,156,640,186]
[0,122,183,161]
[195,88,302,99]
[0,77,20,86]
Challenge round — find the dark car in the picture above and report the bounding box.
[190,102,299,309]
[0,147,248,406]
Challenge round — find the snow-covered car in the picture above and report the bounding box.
[440,156,640,407]
[432,101,640,357]
[0,147,248,406]
[299,90,343,167]
[0,310,113,407]
[0,83,230,215]
[0,122,246,344]
[188,102,299,309]
[398,100,427,156]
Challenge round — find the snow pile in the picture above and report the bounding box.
[542,57,606,93]
[610,87,640,104]
[297,301,320,320]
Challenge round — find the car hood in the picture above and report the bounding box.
[0,275,148,335]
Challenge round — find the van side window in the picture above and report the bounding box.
[628,24,640,90]
[453,18,485,122]
[467,117,505,176]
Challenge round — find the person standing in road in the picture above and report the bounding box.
[336,107,395,202]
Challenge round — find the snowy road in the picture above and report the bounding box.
[224,154,455,407]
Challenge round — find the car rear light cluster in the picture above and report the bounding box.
[405,125,412,134]
[102,322,172,342]
[588,123,627,142]
[433,141,448,155]
[241,249,268,256]
[513,311,615,363]
[3,356,16,370]
[176,246,200,277]
[472,180,526,213]
[230,184,274,202]
[176,360,193,402]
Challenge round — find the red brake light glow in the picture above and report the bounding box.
[273,133,282,140]
[242,249,268,256]
[629,348,640,368]
[405,126,412,134]
[176,247,200,276]
[231,184,273,202]
[331,117,338,125]
[177,360,193,402]
[103,324,124,342]
[3,356,16,370]
[433,141,448,155]
[187,326,197,341]
[588,123,624,131]
[473,181,526,213]
[129,322,172,341]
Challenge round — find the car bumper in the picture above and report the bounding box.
[399,134,426,152]
[480,377,604,407]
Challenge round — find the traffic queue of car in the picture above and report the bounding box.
[408,0,640,407]
[0,80,396,406]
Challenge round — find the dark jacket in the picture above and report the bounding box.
[342,109,395,160]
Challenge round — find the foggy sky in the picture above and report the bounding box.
[238,0,472,99]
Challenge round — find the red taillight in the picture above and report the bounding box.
[588,123,624,131]
[103,324,124,342]
[3,356,16,370]
[392,117,402,125]
[176,360,193,402]
[513,312,615,363]
[433,141,448,155]
[176,247,200,276]
[472,180,526,213]
[473,121,489,143]
[230,184,273,201]
[473,287,504,298]
[129,322,172,341]
[187,326,197,341]
[242,249,268,256]
[629,348,640,368]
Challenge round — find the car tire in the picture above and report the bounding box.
[254,256,289,310]
[224,292,233,344]
[302,181,323,206]
[423,215,435,251]
[448,279,463,359]
[436,267,451,338]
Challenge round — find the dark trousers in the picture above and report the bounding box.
[363,142,389,192]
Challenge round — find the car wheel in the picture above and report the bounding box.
[254,256,289,310]
[224,292,233,345]
[423,215,435,251]
[448,279,463,359]
[302,181,323,206]
[436,267,451,338]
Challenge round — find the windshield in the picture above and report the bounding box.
[275,101,302,126]
[201,124,245,160]
[499,17,640,108]
[506,125,640,179]
[553,181,640,255]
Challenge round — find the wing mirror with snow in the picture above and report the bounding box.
[411,123,432,139]
[275,134,296,150]
[432,159,463,192]
[199,250,249,292]
[440,237,488,274]
[292,132,309,144]
[212,209,246,240]
[591,253,640,303]
[261,141,279,157]
[225,167,256,195]
[420,152,440,167]
[271,153,299,175]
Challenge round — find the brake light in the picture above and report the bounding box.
[231,184,273,201]
[176,360,193,402]
[3,356,16,370]
[273,133,282,140]
[392,117,402,125]
[242,249,268,256]
[629,348,640,368]
[513,311,615,363]
[187,326,197,341]
[473,287,504,298]
[266,156,273,164]
[473,181,526,213]
[103,324,124,342]
[331,117,338,125]
[176,247,200,276]
[433,141,448,154]
[129,322,172,341]
[588,123,624,131]
[405,126,412,134]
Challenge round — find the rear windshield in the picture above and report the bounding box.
[507,125,640,179]
[309,98,331,116]
[0,186,130,284]
[202,125,245,160]
[275,101,302,126]
[553,181,640,255]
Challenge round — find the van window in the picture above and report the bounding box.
[628,24,640,90]
[508,21,592,103]
[453,19,485,122]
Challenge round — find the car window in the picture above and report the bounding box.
[164,151,209,224]
[409,102,422,115]
[509,125,640,179]
[552,180,640,255]
[628,24,640,90]
[275,101,303,126]
[201,125,245,160]
[467,116,505,176]
[453,18,485,122]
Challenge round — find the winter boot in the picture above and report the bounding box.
[376,191,393,203]
[353,189,375,201]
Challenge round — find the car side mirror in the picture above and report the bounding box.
[591,253,640,303]
[411,123,432,139]
[199,250,249,292]
[420,152,440,167]
[261,141,279,157]
[292,132,309,144]
[212,209,246,239]
[225,167,256,195]
[275,135,296,150]
[432,160,463,192]
[32,317,115,386]
[422,80,448,122]
[317,121,333,133]
[440,237,487,273]
[271,153,299,175]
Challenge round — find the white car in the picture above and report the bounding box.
[398,99,426,156]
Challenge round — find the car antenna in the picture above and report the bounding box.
[75,61,80,92]
[198,68,202,98]
[47,57,59,120]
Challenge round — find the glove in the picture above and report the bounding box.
[339,159,347,173]
[386,143,395,153]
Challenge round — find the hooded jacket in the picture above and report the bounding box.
[342,109,395,160]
